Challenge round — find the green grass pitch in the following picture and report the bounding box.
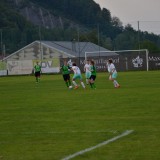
[0,71,160,160]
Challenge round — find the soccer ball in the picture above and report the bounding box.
[69,86,73,89]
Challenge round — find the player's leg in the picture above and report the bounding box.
[38,76,40,82]
[89,76,93,88]
[79,75,85,89]
[35,71,41,82]
[112,73,120,88]
[92,76,96,89]
[89,75,96,89]
[72,75,79,89]
[63,75,69,87]
[90,76,96,89]
[85,72,90,85]
[68,74,72,87]
[35,72,38,83]
[109,74,112,81]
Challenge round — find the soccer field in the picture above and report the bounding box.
[0,71,160,160]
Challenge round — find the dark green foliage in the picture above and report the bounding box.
[0,0,160,55]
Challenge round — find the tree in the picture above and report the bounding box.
[139,40,160,53]
[111,16,123,28]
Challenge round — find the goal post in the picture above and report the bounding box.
[85,49,149,71]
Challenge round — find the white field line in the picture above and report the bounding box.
[0,130,118,135]
[61,130,134,160]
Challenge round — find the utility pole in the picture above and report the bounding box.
[0,29,2,57]
[77,25,80,65]
[138,21,141,50]
[39,26,43,61]
[3,44,5,59]
[97,24,100,57]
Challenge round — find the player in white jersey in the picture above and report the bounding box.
[107,59,120,88]
[71,63,85,89]
[84,60,91,85]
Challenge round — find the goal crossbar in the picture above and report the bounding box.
[85,49,149,71]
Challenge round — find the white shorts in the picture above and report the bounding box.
[112,72,118,79]
[85,72,91,79]
[73,74,82,80]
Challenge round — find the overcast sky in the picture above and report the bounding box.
[94,0,160,35]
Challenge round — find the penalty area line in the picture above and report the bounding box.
[61,130,134,160]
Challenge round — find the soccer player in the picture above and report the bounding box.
[84,60,91,85]
[34,61,41,83]
[71,63,85,89]
[89,60,96,89]
[61,60,72,88]
[107,59,120,88]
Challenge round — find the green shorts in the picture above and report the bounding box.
[73,74,82,80]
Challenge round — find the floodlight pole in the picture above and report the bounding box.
[0,29,2,57]
[138,21,141,50]
[3,44,5,59]
[97,24,100,57]
[39,26,43,61]
[77,25,80,65]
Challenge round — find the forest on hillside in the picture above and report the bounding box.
[0,0,160,56]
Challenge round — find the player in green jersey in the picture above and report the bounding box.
[89,60,96,89]
[61,60,72,88]
[34,61,41,83]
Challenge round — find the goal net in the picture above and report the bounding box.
[85,49,149,71]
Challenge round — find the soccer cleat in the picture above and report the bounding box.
[74,86,79,89]
[115,85,120,88]
[68,86,73,90]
